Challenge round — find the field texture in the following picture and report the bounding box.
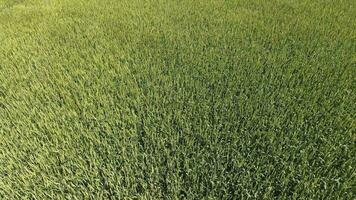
[0,0,355,199]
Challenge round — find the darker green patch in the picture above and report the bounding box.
[0,0,24,11]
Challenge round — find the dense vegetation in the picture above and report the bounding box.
[0,0,355,199]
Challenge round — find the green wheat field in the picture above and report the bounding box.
[0,0,355,199]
